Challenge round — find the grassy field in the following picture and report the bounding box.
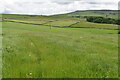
[0,21,2,78]
[1,13,118,78]
[3,14,118,30]
[71,21,118,30]
[2,18,118,78]
[62,10,118,19]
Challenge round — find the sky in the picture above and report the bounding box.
[0,0,119,15]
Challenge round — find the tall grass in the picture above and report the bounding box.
[2,22,118,78]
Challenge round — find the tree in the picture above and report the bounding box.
[87,16,118,25]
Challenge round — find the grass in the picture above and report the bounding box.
[45,20,78,27]
[71,21,118,30]
[3,16,118,30]
[2,21,118,78]
[0,22,2,78]
[63,10,118,19]
[5,19,49,25]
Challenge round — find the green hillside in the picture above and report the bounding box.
[58,10,118,19]
[2,14,118,30]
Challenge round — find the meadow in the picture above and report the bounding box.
[2,14,119,78]
[63,10,118,19]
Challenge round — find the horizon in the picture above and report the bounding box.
[1,9,119,16]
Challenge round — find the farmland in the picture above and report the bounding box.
[62,10,118,19]
[1,12,119,78]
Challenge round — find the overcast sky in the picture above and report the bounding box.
[0,0,119,15]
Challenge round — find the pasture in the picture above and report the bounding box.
[2,14,118,78]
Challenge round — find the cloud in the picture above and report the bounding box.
[0,0,119,15]
[51,0,81,5]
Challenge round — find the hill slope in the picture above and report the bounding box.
[58,10,118,19]
[2,14,118,30]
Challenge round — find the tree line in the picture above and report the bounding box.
[86,16,119,25]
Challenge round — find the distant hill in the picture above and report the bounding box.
[1,10,118,19]
[57,10,118,19]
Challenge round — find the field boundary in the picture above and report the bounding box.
[4,20,119,30]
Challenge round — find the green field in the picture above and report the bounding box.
[71,21,118,30]
[3,14,118,30]
[2,14,119,78]
[61,10,118,19]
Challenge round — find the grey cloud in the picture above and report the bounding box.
[88,2,98,4]
[51,0,81,5]
[52,1,72,5]
[87,2,115,5]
